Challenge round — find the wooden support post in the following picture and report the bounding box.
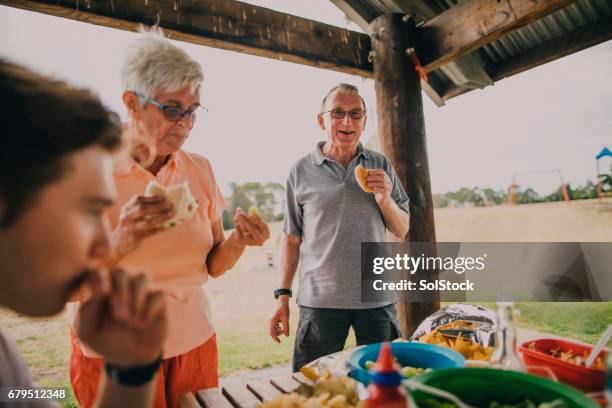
[370,14,439,338]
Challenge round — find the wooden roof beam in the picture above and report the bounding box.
[418,0,578,73]
[0,0,373,78]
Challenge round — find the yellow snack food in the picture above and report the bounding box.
[248,206,260,217]
[418,328,494,361]
[300,366,320,382]
[260,370,364,408]
[313,376,359,404]
[354,165,373,193]
[452,335,473,356]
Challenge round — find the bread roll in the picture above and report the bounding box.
[354,164,373,193]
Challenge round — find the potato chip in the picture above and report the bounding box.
[419,328,494,361]
[259,374,364,408]
[300,366,320,382]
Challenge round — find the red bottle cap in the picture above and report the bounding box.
[374,343,400,373]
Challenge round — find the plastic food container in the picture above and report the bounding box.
[520,338,606,392]
[408,368,599,408]
[347,342,464,386]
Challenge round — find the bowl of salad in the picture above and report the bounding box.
[347,342,464,386]
[407,368,598,408]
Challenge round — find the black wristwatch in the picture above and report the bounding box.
[104,354,162,387]
[274,288,292,299]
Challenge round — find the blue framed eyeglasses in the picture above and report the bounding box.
[134,92,207,122]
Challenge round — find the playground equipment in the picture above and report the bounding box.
[596,147,612,202]
[508,169,570,205]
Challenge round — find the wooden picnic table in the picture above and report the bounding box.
[180,347,357,408]
[178,328,603,407]
[179,372,315,408]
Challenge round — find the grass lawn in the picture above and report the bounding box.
[216,314,299,374]
[215,303,612,375]
[513,302,612,344]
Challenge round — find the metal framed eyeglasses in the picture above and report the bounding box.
[134,92,207,122]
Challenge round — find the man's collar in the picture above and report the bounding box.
[312,141,370,166]
[312,142,327,165]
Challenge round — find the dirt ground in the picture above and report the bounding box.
[2,198,611,385]
[434,198,612,242]
[209,198,612,325]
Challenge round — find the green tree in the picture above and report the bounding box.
[515,186,542,204]
[433,193,448,208]
[482,188,507,205]
[222,182,285,229]
[598,163,612,193]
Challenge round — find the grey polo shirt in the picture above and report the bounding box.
[283,142,410,309]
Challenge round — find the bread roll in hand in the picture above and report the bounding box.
[355,164,374,193]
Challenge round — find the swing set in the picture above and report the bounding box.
[508,169,570,205]
[596,147,612,202]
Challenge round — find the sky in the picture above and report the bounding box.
[0,1,611,195]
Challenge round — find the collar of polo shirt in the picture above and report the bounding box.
[312,141,370,166]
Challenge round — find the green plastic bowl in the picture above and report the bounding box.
[408,368,598,408]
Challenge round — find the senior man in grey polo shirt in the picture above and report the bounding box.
[268,83,410,371]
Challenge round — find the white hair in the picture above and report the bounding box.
[121,26,203,98]
[320,83,366,113]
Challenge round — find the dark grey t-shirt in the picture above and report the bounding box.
[283,142,410,309]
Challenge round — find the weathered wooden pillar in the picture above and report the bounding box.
[370,14,440,337]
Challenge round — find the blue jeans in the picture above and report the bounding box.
[292,304,402,372]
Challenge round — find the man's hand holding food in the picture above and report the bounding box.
[366,169,393,209]
[74,268,167,368]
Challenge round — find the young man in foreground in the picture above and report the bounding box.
[0,60,167,407]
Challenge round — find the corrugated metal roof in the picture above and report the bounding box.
[481,0,611,62]
[330,0,612,104]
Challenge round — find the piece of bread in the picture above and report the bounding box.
[144,181,198,227]
[354,164,373,193]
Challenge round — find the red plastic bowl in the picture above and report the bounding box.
[520,338,606,392]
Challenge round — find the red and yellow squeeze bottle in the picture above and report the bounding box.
[366,343,408,408]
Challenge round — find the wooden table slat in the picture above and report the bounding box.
[270,376,302,394]
[179,392,203,408]
[246,379,282,401]
[222,382,261,408]
[197,388,234,408]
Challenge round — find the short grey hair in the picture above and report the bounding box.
[320,83,366,113]
[121,26,203,98]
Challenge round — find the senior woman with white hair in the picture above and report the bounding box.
[68,28,270,408]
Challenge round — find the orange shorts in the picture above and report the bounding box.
[70,330,218,408]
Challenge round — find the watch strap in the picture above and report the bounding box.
[104,354,162,387]
[274,288,292,299]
